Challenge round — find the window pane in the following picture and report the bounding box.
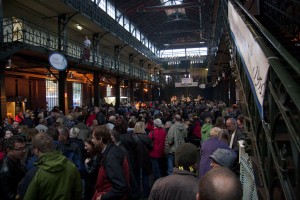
[46,79,58,111]
[73,82,82,108]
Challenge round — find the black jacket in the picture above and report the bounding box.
[0,156,26,200]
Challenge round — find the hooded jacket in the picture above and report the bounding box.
[20,151,82,200]
[148,168,199,200]
[167,122,187,154]
[201,124,213,143]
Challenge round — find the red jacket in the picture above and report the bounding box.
[149,127,167,158]
[86,114,96,126]
[192,121,201,139]
[93,144,130,200]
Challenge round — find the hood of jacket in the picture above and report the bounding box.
[36,151,67,173]
[173,122,185,130]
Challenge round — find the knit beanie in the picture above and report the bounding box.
[175,143,198,167]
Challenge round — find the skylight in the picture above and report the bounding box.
[160,0,185,16]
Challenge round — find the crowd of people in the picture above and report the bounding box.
[0,97,245,200]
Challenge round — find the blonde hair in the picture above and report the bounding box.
[134,121,145,134]
[210,127,222,138]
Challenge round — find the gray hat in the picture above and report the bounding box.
[154,118,163,128]
[209,148,237,167]
[175,143,198,167]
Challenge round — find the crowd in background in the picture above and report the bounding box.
[0,97,245,200]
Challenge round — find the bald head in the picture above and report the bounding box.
[198,167,242,200]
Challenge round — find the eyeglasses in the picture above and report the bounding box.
[205,121,211,124]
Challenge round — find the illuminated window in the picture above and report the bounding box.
[107,85,113,97]
[73,82,82,108]
[46,79,58,111]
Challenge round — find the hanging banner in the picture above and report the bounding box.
[228,2,269,119]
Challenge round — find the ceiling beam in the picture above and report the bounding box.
[137,3,199,13]
[154,29,201,35]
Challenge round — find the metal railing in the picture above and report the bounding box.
[222,0,300,199]
[1,17,156,83]
[62,0,161,63]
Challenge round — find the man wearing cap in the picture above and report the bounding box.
[210,148,237,170]
[199,127,230,178]
[149,143,199,200]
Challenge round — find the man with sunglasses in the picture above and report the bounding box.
[0,135,26,200]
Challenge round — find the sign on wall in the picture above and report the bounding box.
[228,2,269,119]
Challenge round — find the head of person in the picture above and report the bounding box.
[84,138,97,155]
[164,121,172,129]
[214,116,225,128]
[114,118,128,134]
[32,133,54,157]
[39,118,47,126]
[174,114,182,122]
[12,121,19,129]
[94,107,100,114]
[209,148,236,169]
[210,127,222,139]
[5,135,26,161]
[57,125,69,144]
[154,118,163,129]
[46,126,59,141]
[92,119,98,126]
[134,121,145,134]
[197,167,243,200]
[175,143,197,172]
[92,125,112,150]
[225,118,237,132]
[128,116,137,128]
[108,115,116,124]
[204,117,212,125]
[232,104,238,110]
[4,129,13,139]
[69,127,80,139]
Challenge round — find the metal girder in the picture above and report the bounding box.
[137,3,199,13]
[154,29,201,35]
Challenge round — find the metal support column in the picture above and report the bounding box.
[94,72,100,106]
[114,45,121,71]
[140,60,144,78]
[229,75,236,105]
[0,0,3,45]
[140,82,144,102]
[115,77,120,110]
[58,14,67,53]
[92,33,100,64]
[130,80,134,104]
[0,62,6,125]
[129,54,134,75]
[58,70,66,113]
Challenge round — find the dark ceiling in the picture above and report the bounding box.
[111,0,216,50]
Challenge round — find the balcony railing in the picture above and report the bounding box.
[2,17,158,83]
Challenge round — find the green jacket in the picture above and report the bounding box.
[24,151,82,200]
[201,124,213,143]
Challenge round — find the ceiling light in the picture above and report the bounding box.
[76,24,83,30]
[205,68,208,71]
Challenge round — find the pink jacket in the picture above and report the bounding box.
[149,127,167,158]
